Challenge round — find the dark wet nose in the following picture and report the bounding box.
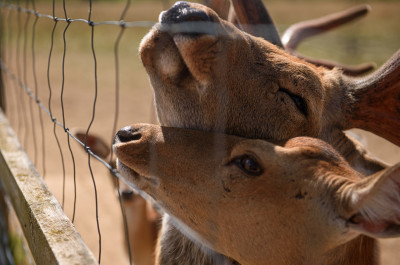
[115,126,142,143]
[160,1,211,24]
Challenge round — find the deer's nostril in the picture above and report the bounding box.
[117,127,142,143]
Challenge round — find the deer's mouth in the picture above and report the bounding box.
[115,159,159,192]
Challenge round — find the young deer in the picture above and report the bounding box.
[71,129,160,265]
[114,123,400,265]
[138,1,400,264]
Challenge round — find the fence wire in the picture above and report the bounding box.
[0,0,164,263]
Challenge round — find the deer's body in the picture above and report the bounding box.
[114,124,400,265]
[138,2,400,264]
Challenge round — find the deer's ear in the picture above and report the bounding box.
[347,162,400,238]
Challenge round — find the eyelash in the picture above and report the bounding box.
[278,88,308,116]
[232,155,263,177]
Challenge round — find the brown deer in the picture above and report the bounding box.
[113,123,400,265]
[137,1,400,264]
[70,2,382,264]
[75,3,375,264]
[71,129,160,265]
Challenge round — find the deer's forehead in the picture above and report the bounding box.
[250,40,325,97]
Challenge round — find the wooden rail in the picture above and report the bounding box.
[0,109,98,265]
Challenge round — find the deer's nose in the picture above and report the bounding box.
[160,1,210,24]
[116,126,142,143]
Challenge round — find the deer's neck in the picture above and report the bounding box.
[156,216,235,265]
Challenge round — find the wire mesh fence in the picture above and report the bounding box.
[0,0,174,264]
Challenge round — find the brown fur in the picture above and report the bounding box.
[114,124,400,265]
[137,2,399,264]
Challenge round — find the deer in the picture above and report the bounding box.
[137,1,400,264]
[70,129,160,265]
[70,4,380,265]
[113,123,400,265]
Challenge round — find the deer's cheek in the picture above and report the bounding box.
[220,171,262,198]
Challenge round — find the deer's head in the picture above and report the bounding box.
[114,123,400,265]
[140,1,400,147]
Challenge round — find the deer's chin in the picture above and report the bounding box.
[116,160,154,191]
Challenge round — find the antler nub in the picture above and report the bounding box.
[230,0,284,48]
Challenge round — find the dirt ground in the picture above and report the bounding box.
[1,1,400,265]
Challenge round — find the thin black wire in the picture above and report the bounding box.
[30,0,46,178]
[0,60,153,209]
[111,0,133,263]
[112,27,133,265]
[60,0,78,223]
[0,60,133,184]
[0,2,161,264]
[47,16,67,209]
[85,0,102,260]
[59,21,71,218]
[0,3,156,28]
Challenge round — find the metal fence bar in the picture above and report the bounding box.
[0,108,98,265]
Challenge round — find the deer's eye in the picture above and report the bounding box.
[234,155,263,176]
[278,88,308,116]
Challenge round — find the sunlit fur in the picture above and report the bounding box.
[138,2,400,264]
[114,124,400,265]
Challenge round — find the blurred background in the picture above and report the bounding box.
[1,0,399,264]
